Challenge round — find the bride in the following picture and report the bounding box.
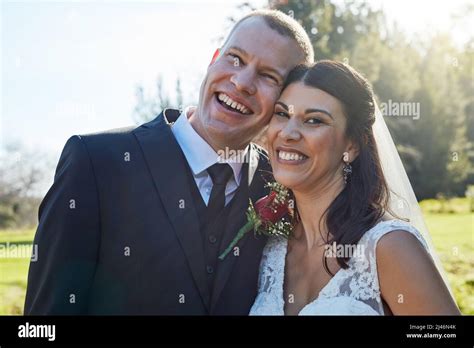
[249,60,460,315]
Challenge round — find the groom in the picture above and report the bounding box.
[24,10,313,315]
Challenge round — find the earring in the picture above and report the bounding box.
[343,161,352,184]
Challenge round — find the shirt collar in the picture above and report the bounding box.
[171,107,248,184]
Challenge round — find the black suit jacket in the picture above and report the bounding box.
[24,109,270,315]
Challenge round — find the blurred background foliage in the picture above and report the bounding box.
[263,0,473,200]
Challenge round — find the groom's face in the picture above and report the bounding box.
[195,17,305,151]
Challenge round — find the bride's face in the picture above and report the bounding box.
[267,82,355,192]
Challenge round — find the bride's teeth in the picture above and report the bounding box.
[279,151,306,161]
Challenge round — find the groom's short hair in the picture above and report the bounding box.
[222,10,314,64]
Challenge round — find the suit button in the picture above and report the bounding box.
[206,266,214,274]
[209,235,217,244]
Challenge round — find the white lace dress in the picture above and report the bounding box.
[249,220,429,315]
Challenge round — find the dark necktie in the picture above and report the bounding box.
[206,163,233,214]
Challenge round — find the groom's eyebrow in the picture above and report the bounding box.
[228,46,247,56]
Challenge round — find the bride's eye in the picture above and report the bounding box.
[274,111,289,118]
[306,117,323,125]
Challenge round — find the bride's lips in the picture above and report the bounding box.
[274,146,309,165]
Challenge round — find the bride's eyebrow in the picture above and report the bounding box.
[275,101,288,110]
[275,102,333,120]
[305,108,334,120]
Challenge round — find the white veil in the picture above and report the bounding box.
[372,106,455,296]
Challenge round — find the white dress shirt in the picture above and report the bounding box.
[171,107,249,206]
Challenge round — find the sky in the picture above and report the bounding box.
[1,0,472,164]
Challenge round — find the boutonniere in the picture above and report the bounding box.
[218,182,294,260]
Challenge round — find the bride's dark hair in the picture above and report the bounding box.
[284,60,390,274]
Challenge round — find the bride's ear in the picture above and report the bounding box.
[344,140,360,162]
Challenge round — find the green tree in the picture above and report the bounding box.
[270,0,384,60]
[132,75,184,124]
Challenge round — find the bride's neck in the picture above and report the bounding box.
[292,176,345,251]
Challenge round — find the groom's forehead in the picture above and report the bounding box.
[225,16,282,47]
[223,17,300,68]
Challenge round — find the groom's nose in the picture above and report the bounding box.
[230,66,257,95]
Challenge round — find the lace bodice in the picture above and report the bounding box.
[249,220,429,315]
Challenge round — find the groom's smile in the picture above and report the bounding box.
[215,92,253,115]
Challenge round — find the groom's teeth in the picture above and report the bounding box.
[278,151,306,161]
[218,93,250,114]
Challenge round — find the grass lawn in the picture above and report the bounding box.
[0,229,35,315]
[1,212,473,315]
[424,213,473,314]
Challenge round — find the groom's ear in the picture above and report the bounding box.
[209,48,221,66]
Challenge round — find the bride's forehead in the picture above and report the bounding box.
[279,84,344,114]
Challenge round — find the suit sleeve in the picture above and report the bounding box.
[24,135,101,315]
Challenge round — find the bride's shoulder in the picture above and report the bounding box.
[361,219,429,252]
[358,220,436,289]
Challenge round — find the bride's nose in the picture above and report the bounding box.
[278,118,302,142]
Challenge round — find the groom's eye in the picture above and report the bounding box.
[228,53,242,66]
[261,73,279,84]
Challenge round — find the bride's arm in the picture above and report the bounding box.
[376,230,461,315]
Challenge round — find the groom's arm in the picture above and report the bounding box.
[24,135,101,315]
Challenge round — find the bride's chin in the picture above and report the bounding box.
[273,174,299,191]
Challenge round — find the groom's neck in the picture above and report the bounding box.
[188,108,250,153]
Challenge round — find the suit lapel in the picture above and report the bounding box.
[210,144,268,311]
[133,109,211,309]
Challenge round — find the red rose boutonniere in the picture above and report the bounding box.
[218,182,294,260]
